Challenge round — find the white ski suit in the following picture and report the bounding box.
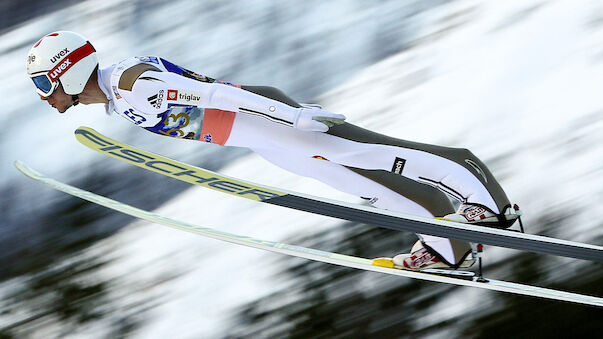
[97,56,513,266]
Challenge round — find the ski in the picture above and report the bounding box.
[14,160,603,307]
[74,126,603,262]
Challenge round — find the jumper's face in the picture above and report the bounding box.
[40,83,74,113]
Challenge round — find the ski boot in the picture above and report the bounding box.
[374,240,475,271]
[441,203,522,228]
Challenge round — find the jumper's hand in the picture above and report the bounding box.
[294,106,346,132]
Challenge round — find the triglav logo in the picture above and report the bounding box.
[167,90,178,100]
[177,91,201,103]
[166,89,201,103]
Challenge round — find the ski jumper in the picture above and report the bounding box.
[97,56,512,266]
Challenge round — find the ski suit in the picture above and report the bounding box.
[97,56,513,266]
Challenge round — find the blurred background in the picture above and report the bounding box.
[2,0,603,337]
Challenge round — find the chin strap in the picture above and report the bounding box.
[72,95,79,106]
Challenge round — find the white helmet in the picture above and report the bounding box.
[26,31,98,97]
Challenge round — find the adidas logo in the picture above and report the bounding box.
[147,90,164,109]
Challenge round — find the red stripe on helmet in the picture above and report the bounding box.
[47,42,95,82]
[34,32,60,48]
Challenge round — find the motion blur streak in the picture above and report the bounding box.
[1,0,603,338]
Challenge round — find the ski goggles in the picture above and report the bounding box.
[29,42,96,97]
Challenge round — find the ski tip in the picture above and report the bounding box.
[372,257,395,268]
[13,161,39,179]
[74,126,94,135]
[14,160,29,173]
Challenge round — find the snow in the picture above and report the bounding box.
[124,1,603,336]
[2,0,603,337]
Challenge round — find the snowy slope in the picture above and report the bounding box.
[71,1,603,337]
[2,0,603,337]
